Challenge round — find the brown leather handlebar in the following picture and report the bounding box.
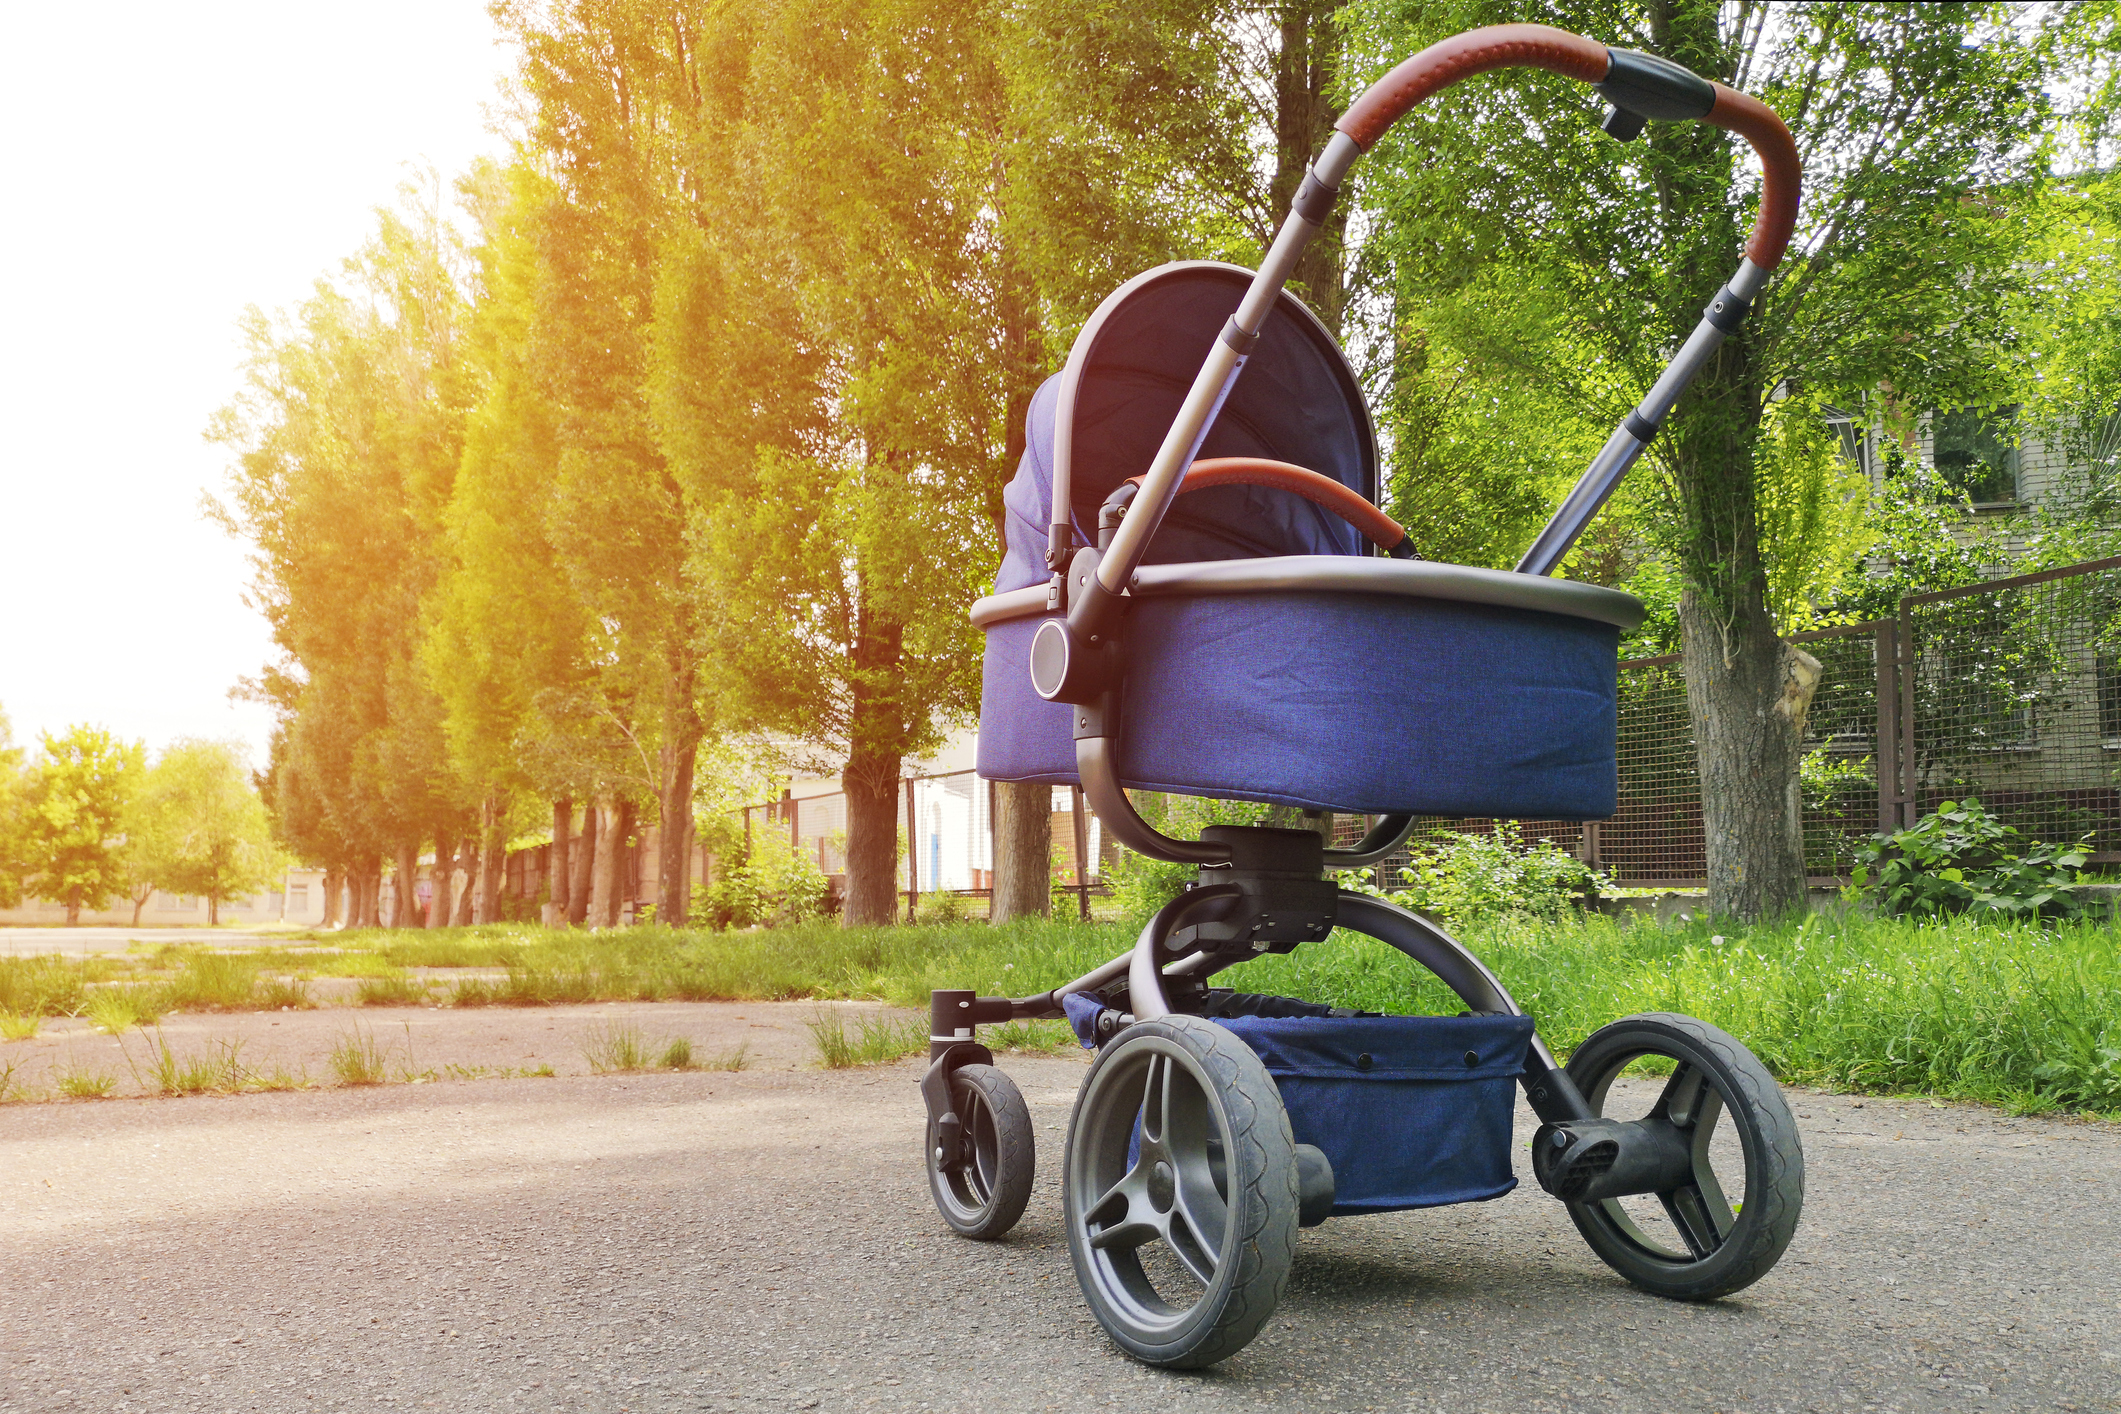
[1335,24,1609,149]
[1334,24,1800,273]
[1705,84,1801,270]
[1133,458,1411,554]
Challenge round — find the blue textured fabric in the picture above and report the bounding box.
[1062,992,1104,1050]
[1216,1013,1534,1215]
[979,593,1620,817]
[979,369,1622,818]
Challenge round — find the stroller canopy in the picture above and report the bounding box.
[997,263,1377,596]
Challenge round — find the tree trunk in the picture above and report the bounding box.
[1679,588,1823,921]
[209,894,220,926]
[392,843,420,928]
[65,890,81,927]
[1272,1,1346,335]
[590,794,623,928]
[426,832,452,927]
[131,886,150,927]
[990,781,1052,923]
[322,869,343,929]
[569,804,597,925]
[842,750,902,926]
[475,796,506,924]
[657,738,698,928]
[452,838,477,926]
[549,800,572,924]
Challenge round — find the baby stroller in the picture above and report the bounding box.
[921,25,1806,1368]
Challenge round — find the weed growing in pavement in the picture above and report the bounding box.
[0,1010,42,1041]
[356,973,432,1007]
[256,977,314,1010]
[0,1059,22,1102]
[806,1009,925,1069]
[328,1027,394,1085]
[0,954,94,1017]
[701,1041,750,1072]
[165,953,259,1010]
[85,987,165,1034]
[127,1032,247,1096]
[248,1062,308,1092]
[657,1037,694,1070]
[54,1060,118,1098]
[581,1021,653,1073]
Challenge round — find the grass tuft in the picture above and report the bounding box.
[657,1036,694,1070]
[256,977,314,1010]
[54,1060,117,1099]
[0,1010,42,1041]
[84,986,165,1035]
[328,1027,394,1086]
[806,1009,925,1069]
[581,1020,653,1073]
[355,973,432,1007]
[128,1032,246,1096]
[165,953,259,1011]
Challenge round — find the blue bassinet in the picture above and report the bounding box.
[972,261,1643,819]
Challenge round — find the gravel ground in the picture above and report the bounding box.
[2,1019,2118,1414]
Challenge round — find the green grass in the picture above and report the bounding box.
[579,1020,706,1073]
[53,1059,117,1098]
[0,1010,42,1041]
[84,986,165,1034]
[355,973,433,1006]
[164,953,260,1011]
[328,1026,396,1085]
[128,1032,247,1096]
[806,1009,927,1069]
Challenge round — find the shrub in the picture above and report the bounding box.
[694,828,829,930]
[1104,796,1277,919]
[1357,822,1607,930]
[1850,797,2089,919]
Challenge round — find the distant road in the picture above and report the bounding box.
[3,1045,2117,1413]
[0,925,295,956]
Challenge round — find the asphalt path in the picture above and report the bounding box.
[0,928,290,957]
[3,1048,2118,1414]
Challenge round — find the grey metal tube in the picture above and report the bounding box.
[1321,814,1416,870]
[1077,736,1232,864]
[1129,885,1244,1020]
[1517,256,1770,577]
[1095,135,1360,597]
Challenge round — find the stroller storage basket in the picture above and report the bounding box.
[1216,1012,1535,1215]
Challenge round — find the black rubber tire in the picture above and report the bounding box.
[926,1064,1035,1241]
[1063,1015,1298,1368]
[1563,1013,1804,1301]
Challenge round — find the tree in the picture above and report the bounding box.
[20,726,144,925]
[0,704,24,910]
[1349,1,2066,918]
[210,178,478,927]
[132,740,281,926]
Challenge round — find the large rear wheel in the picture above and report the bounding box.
[1063,1015,1298,1368]
[1562,1013,1804,1300]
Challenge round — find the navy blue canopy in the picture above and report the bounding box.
[996,262,1378,597]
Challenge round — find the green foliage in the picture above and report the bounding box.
[1353,822,1608,930]
[1851,798,2090,921]
[805,1008,927,1069]
[692,827,829,931]
[1103,796,1277,920]
[0,704,23,909]
[20,725,145,919]
[132,740,282,923]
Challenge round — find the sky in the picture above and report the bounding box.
[0,2,510,771]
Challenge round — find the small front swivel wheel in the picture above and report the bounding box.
[926,1064,1035,1241]
[1563,1013,1804,1301]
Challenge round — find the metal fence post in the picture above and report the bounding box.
[1070,783,1091,921]
[905,777,919,923]
[1898,596,1918,830]
[1874,618,1900,835]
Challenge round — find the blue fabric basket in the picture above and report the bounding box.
[1216,1013,1534,1216]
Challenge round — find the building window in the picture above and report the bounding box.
[1931,405,2020,506]
[159,893,196,910]
[2099,654,2121,742]
[287,884,310,913]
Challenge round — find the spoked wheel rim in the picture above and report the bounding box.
[1577,1047,1745,1264]
[933,1080,1002,1223]
[1069,1038,1235,1336]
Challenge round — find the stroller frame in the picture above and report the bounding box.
[926,23,1808,1370]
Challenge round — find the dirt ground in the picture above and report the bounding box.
[0,1000,912,1097]
[2,1002,2119,1414]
